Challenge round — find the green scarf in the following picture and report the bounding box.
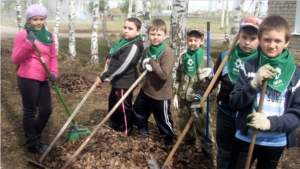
[258,49,295,92]
[146,41,166,61]
[25,23,52,45]
[184,47,205,77]
[109,35,141,54]
[228,44,258,83]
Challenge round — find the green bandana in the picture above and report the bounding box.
[184,47,205,77]
[258,49,295,92]
[109,35,141,54]
[25,23,52,45]
[146,41,166,61]
[228,44,258,83]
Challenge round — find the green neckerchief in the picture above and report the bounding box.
[228,43,258,83]
[25,23,52,45]
[146,41,166,61]
[109,35,141,54]
[258,49,295,92]
[184,47,205,77]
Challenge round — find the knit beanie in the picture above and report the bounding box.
[25,4,48,20]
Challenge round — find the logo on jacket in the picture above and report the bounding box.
[234,58,243,68]
[187,59,194,66]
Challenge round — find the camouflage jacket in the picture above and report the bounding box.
[173,52,214,101]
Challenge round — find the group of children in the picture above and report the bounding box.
[13,4,300,169]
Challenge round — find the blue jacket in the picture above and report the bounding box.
[230,56,300,148]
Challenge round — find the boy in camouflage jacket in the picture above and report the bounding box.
[173,26,216,165]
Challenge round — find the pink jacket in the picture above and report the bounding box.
[12,30,58,82]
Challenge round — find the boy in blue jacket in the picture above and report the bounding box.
[229,15,300,169]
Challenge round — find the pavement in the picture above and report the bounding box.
[1,25,225,43]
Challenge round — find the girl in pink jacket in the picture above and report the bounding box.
[12,4,58,154]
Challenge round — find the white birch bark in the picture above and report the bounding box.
[69,0,76,59]
[254,0,263,18]
[91,0,100,64]
[16,0,23,31]
[224,0,229,42]
[103,0,111,49]
[142,0,151,47]
[25,0,31,9]
[170,0,189,79]
[54,0,63,55]
[135,0,144,21]
[228,0,244,46]
[38,0,43,5]
[221,0,225,28]
[127,0,133,18]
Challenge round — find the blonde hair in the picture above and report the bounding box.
[147,19,167,34]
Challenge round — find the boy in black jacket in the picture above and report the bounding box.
[229,15,300,169]
[95,18,144,136]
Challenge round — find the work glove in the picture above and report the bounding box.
[144,64,153,72]
[247,112,271,130]
[142,58,151,69]
[48,73,56,82]
[173,95,179,109]
[190,98,201,119]
[26,31,36,44]
[191,108,200,119]
[251,64,275,88]
[199,68,212,79]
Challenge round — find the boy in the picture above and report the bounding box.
[95,18,144,136]
[229,15,300,169]
[173,26,216,165]
[133,19,175,145]
[191,16,262,169]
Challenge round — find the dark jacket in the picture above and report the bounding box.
[230,56,300,148]
[100,37,144,89]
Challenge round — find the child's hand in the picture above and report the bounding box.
[173,95,179,109]
[251,64,275,88]
[247,113,271,130]
[95,77,102,87]
[142,58,151,69]
[47,73,56,82]
[26,31,36,44]
[144,64,153,72]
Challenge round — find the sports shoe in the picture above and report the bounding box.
[138,127,148,139]
[39,142,48,151]
[28,144,46,154]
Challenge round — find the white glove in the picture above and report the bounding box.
[142,58,151,69]
[199,68,212,79]
[191,109,200,119]
[173,95,179,109]
[251,64,275,88]
[247,113,271,130]
[145,64,153,72]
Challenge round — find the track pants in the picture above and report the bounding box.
[17,76,52,148]
[108,87,133,136]
[228,137,285,169]
[133,89,175,142]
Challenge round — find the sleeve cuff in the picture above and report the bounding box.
[195,94,202,100]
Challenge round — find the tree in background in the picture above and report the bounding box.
[69,0,76,59]
[142,0,151,47]
[91,0,100,64]
[88,0,107,13]
[254,0,263,18]
[118,0,135,15]
[228,0,244,46]
[16,0,23,31]
[102,0,111,49]
[170,0,189,78]
[127,0,133,18]
[53,0,63,55]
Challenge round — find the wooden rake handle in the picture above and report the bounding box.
[62,71,147,169]
[39,82,97,163]
[244,81,268,169]
[162,34,240,169]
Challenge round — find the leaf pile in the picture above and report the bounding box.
[56,74,94,94]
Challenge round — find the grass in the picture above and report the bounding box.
[1,18,232,35]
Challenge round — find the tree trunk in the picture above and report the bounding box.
[91,0,100,64]
[127,0,133,18]
[102,0,111,49]
[142,0,151,47]
[170,0,189,78]
[254,0,263,18]
[38,0,42,5]
[69,0,76,60]
[228,0,244,46]
[16,0,23,31]
[135,0,144,21]
[25,0,31,9]
[221,0,225,28]
[54,0,63,55]
[224,0,229,42]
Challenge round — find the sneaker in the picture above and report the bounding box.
[39,142,48,151]
[28,144,46,154]
[138,127,148,139]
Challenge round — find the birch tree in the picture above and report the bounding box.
[25,0,31,9]
[102,0,111,49]
[38,0,43,5]
[135,0,143,21]
[91,0,100,64]
[69,0,76,59]
[142,0,151,47]
[254,0,263,18]
[170,0,189,78]
[228,0,244,46]
[127,0,133,18]
[224,0,229,42]
[16,0,23,31]
[53,0,63,54]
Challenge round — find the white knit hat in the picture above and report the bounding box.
[25,4,48,20]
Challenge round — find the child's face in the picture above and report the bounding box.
[147,29,166,46]
[187,35,204,51]
[28,16,45,30]
[238,30,259,53]
[259,29,290,58]
[122,20,140,40]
